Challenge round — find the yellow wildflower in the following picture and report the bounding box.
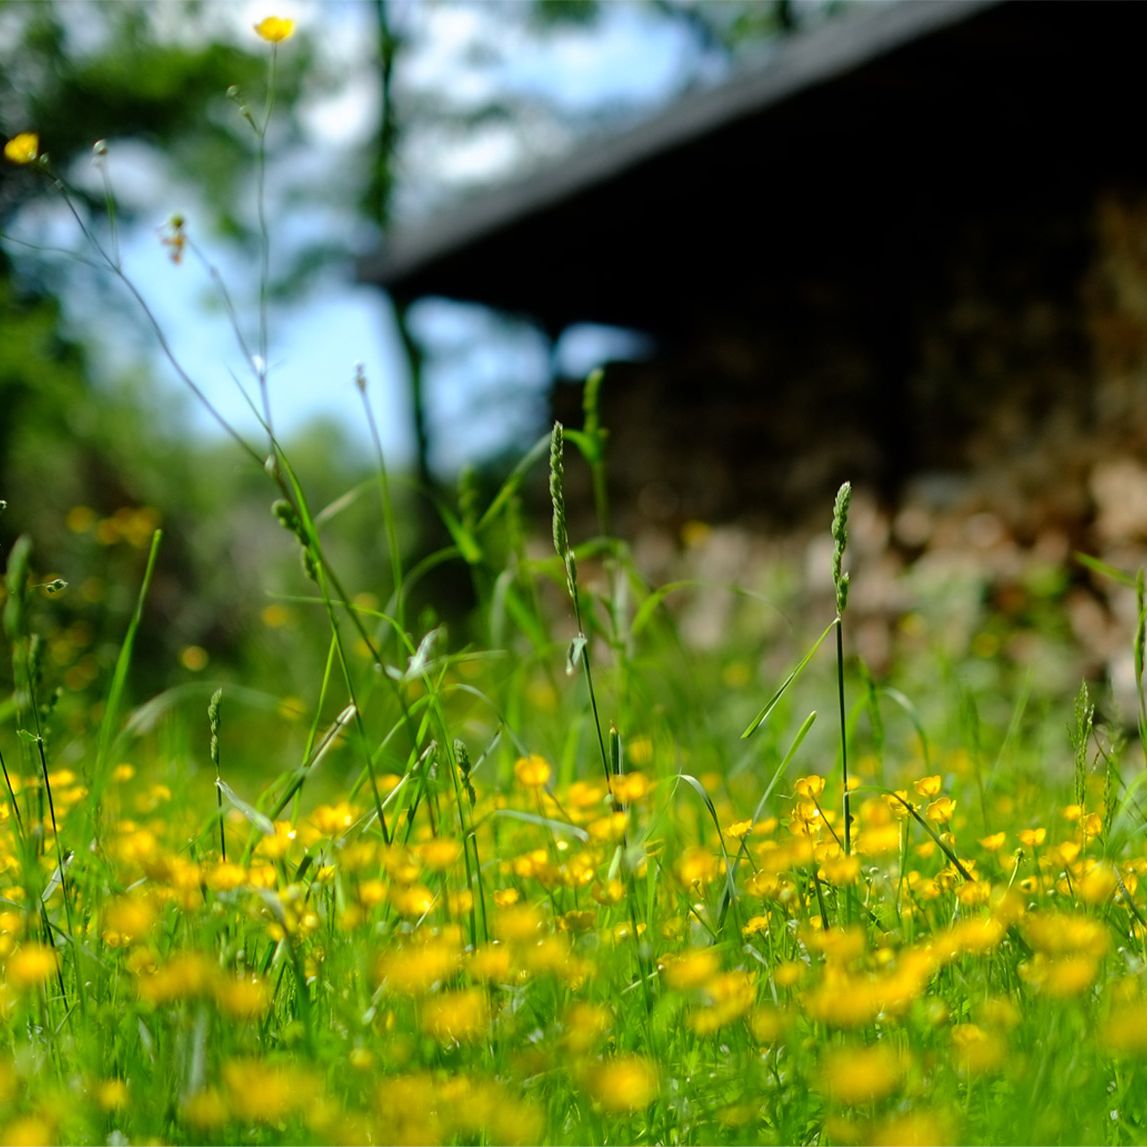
[688,969,756,1033]
[204,861,247,893]
[309,801,358,836]
[820,1042,905,1105]
[0,1115,55,1146]
[925,796,956,823]
[978,995,1021,1030]
[951,1023,1006,1074]
[1078,860,1118,905]
[610,772,651,803]
[182,1088,229,1129]
[856,822,902,856]
[562,1001,612,1053]
[420,988,490,1043]
[513,754,551,788]
[1079,811,1103,841]
[136,952,217,1004]
[583,1056,659,1113]
[1022,911,1108,958]
[101,893,158,946]
[1041,954,1101,998]
[627,735,654,765]
[659,947,720,991]
[748,1003,787,1043]
[468,943,513,984]
[675,845,720,889]
[223,1058,315,1124]
[913,774,942,797]
[803,924,866,965]
[180,645,208,671]
[878,793,910,824]
[821,853,861,885]
[773,960,804,988]
[1099,999,1147,1056]
[390,883,434,918]
[591,878,625,905]
[417,837,462,871]
[741,913,771,938]
[95,1079,129,1112]
[376,940,460,995]
[213,975,271,1020]
[870,1111,951,1146]
[6,943,58,989]
[3,133,39,165]
[253,16,295,42]
[494,904,543,942]
[587,812,628,843]
[724,818,753,841]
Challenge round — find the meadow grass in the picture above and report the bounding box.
[4,19,1147,1147]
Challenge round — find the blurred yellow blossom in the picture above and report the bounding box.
[820,1042,905,1105]
[3,133,38,165]
[420,988,490,1043]
[514,754,551,788]
[254,16,295,42]
[6,943,57,989]
[584,1056,659,1113]
[659,947,719,991]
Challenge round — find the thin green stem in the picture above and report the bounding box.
[255,44,278,438]
[836,620,850,856]
[358,371,407,638]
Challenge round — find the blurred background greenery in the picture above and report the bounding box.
[0,0,823,693]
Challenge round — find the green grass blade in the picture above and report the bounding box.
[93,529,162,795]
[741,618,838,739]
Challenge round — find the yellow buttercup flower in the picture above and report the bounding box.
[583,1056,659,1113]
[659,947,720,991]
[6,943,57,989]
[3,133,38,165]
[254,16,295,42]
[820,1042,905,1105]
[514,753,551,788]
[420,988,490,1043]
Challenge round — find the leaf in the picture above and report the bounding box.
[630,579,700,639]
[672,774,738,895]
[566,633,587,675]
[750,711,817,826]
[1075,551,1139,588]
[41,850,75,903]
[387,628,441,682]
[216,778,274,836]
[95,530,162,787]
[477,431,551,530]
[879,687,932,770]
[484,808,589,842]
[437,502,483,565]
[741,619,838,738]
[563,426,600,466]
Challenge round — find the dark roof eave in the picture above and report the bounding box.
[357,0,1003,295]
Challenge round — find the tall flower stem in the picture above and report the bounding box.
[831,482,852,856]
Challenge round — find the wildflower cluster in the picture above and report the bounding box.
[4,11,1147,1146]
